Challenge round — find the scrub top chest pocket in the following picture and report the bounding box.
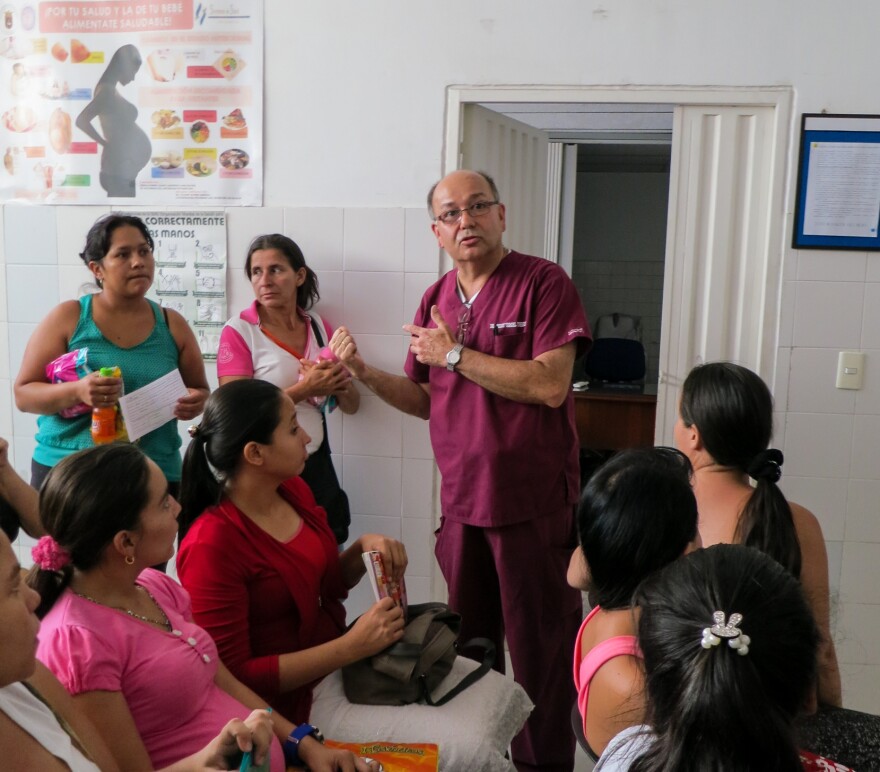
[489,320,530,358]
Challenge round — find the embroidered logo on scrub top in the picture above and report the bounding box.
[489,321,527,334]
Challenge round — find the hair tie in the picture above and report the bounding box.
[202,442,225,483]
[701,611,750,656]
[747,448,783,483]
[32,535,71,572]
[188,424,200,438]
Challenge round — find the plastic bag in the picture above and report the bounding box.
[45,348,92,418]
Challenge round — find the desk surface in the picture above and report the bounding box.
[573,388,657,450]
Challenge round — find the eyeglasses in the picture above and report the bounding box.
[457,304,471,345]
[435,200,499,225]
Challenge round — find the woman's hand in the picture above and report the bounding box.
[195,708,275,770]
[345,596,405,659]
[174,387,209,420]
[359,534,408,584]
[78,370,123,408]
[298,359,352,398]
[298,736,383,771]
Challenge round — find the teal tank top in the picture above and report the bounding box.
[34,295,184,480]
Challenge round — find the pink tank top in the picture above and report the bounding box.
[572,605,642,752]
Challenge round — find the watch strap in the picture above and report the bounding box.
[283,723,324,767]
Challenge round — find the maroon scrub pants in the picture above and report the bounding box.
[435,508,582,772]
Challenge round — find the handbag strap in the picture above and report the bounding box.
[308,313,338,424]
[422,637,496,707]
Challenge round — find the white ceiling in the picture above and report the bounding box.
[477,102,673,143]
[478,102,673,171]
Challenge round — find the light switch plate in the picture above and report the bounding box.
[836,351,865,390]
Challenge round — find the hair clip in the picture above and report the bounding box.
[701,611,750,656]
[202,442,225,484]
[187,424,200,438]
[32,535,71,572]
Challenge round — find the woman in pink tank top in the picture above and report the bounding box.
[568,447,700,757]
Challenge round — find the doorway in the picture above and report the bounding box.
[446,85,793,443]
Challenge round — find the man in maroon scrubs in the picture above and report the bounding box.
[331,169,591,772]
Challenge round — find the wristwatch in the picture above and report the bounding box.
[446,343,464,372]
[283,723,324,767]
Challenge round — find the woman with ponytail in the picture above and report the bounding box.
[27,443,377,772]
[675,362,841,708]
[176,379,407,724]
[595,544,851,772]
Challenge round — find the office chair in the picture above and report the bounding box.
[582,337,646,385]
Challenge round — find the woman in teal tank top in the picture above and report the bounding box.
[13,214,209,491]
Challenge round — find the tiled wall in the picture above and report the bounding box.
[1,203,442,618]
[571,172,668,386]
[571,259,664,385]
[775,247,880,714]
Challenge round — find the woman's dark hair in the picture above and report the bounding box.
[179,379,286,537]
[576,447,698,609]
[679,362,801,578]
[79,213,154,287]
[629,544,819,772]
[244,233,319,310]
[27,444,152,618]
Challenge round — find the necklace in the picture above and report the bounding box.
[72,585,172,630]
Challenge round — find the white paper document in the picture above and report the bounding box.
[118,370,188,443]
[803,142,880,237]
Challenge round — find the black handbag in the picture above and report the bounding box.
[341,602,495,707]
[299,316,351,544]
[300,427,351,544]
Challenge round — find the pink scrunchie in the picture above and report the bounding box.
[32,535,71,572]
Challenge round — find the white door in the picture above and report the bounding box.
[656,103,786,441]
[460,104,549,259]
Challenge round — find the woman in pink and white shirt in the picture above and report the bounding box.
[214,234,358,543]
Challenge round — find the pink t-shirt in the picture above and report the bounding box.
[404,251,591,527]
[216,302,333,453]
[36,569,284,771]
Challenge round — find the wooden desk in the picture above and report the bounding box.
[573,389,657,450]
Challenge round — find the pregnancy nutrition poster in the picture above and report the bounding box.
[0,0,262,205]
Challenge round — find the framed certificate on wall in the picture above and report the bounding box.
[793,113,880,250]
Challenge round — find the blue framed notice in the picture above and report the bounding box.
[793,114,880,250]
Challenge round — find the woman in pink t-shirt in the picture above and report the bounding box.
[29,443,377,772]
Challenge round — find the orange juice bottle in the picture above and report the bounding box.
[91,366,120,444]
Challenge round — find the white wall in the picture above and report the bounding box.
[4,0,880,712]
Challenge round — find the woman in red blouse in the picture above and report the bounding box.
[177,379,407,722]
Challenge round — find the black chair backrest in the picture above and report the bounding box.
[583,338,646,383]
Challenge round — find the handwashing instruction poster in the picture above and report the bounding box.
[135,209,228,359]
[0,0,263,205]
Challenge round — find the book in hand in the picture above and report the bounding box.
[362,550,408,619]
[325,740,439,771]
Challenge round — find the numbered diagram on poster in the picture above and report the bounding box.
[140,211,228,360]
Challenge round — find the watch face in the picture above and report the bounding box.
[446,345,462,367]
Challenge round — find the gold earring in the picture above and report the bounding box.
[125,555,135,566]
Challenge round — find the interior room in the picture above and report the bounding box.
[2,3,880,765]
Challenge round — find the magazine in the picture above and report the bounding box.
[362,550,408,618]
[325,740,439,771]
